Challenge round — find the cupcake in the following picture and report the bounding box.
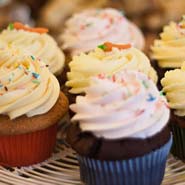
[151,16,185,87]
[161,63,185,160]
[0,22,65,78]
[67,70,172,185]
[60,8,145,58]
[0,45,68,167]
[66,42,157,97]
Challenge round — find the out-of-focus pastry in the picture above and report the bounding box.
[60,8,144,57]
[39,0,107,33]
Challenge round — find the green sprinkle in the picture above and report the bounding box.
[142,80,149,89]
[8,23,14,30]
[32,80,40,84]
[31,56,35,60]
[119,10,125,16]
[98,44,106,50]
[160,90,165,96]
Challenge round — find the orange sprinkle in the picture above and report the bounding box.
[104,42,131,51]
[13,22,48,34]
[98,42,131,52]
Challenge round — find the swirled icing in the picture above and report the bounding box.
[151,17,185,68]
[66,46,157,94]
[0,28,65,75]
[61,8,144,55]
[0,46,60,119]
[70,70,169,139]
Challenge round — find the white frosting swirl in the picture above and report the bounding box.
[61,8,144,55]
[0,46,60,120]
[70,71,169,139]
[0,29,65,75]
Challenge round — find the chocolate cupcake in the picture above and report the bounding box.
[0,45,68,167]
[67,70,172,185]
[0,22,65,85]
[161,64,185,160]
[151,16,185,89]
[60,8,144,58]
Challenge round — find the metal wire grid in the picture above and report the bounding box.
[0,140,185,185]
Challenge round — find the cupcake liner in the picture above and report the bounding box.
[78,136,172,185]
[0,123,57,167]
[171,123,185,160]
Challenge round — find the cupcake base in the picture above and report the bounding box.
[0,123,57,167]
[78,137,172,185]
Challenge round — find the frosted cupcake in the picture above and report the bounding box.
[60,8,145,57]
[151,16,185,86]
[161,63,185,160]
[0,45,68,167]
[66,42,157,95]
[0,22,65,76]
[67,70,171,185]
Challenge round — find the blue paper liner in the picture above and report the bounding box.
[78,136,172,185]
[171,123,185,160]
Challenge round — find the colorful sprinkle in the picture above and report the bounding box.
[31,56,35,60]
[8,23,14,30]
[0,84,3,88]
[32,72,40,79]
[142,80,149,89]
[160,91,165,96]
[147,94,156,102]
[32,80,40,84]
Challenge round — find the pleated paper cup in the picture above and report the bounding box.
[171,123,185,160]
[78,136,172,185]
[0,123,57,167]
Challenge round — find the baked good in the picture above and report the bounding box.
[60,8,144,56]
[66,42,157,95]
[0,45,68,167]
[67,70,171,185]
[0,22,65,76]
[39,0,107,33]
[151,16,185,88]
[161,63,185,160]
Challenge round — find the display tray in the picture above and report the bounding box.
[0,137,185,185]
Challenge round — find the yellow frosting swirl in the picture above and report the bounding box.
[0,46,60,120]
[151,18,185,68]
[66,47,157,94]
[161,62,185,116]
[0,29,65,75]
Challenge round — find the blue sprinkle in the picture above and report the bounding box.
[147,94,156,102]
[0,84,3,88]
[32,72,40,79]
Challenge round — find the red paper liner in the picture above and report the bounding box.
[0,123,57,167]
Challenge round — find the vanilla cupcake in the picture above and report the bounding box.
[0,45,68,167]
[66,42,157,95]
[0,22,65,76]
[161,62,185,160]
[60,8,145,57]
[151,16,185,86]
[67,70,171,185]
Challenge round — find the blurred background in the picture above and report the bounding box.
[0,0,184,53]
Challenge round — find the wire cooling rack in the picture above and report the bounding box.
[0,139,185,185]
[0,115,185,185]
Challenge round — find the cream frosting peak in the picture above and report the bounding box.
[161,62,185,116]
[66,46,157,94]
[61,8,144,55]
[0,29,65,75]
[151,17,185,68]
[0,46,60,119]
[70,71,169,139]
